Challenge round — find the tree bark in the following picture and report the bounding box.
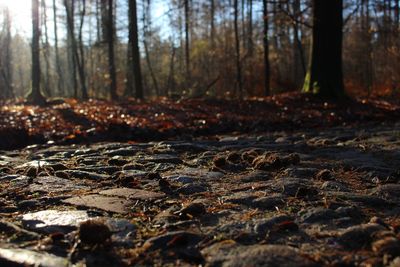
[28,0,45,105]
[262,0,270,96]
[184,0,190,86]
[234,0,243,98]
[302,0,345,98]
[53,0,64,96]
[127,0,144,99]
[107,0,118,100]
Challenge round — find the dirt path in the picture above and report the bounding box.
[0,121,400,266]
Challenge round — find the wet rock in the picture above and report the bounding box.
[21,210,90,234]
[0,248,70,267]
[104,147,138,156]
[203,244,318,267]
[99,188,165,200]
[338,223,385,250]
[62,195,132,214]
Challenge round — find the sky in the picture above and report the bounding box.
[0,0,169,39]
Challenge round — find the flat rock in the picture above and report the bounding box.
[203,244,318,267]
[28,176,88,193]
[144,231,203,250]
[298,207,339,224]
[100,188,165,200]
[254,214,294,235]
[371,184,400,200]
[0,248,70,267]
[62,195,132,214]
[21,210,90,233]
[338,223,385,250]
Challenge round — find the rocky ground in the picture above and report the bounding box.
[0,120,400,266]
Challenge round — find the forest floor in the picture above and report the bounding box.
[0,92,400,266]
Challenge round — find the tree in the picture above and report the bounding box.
[262,0,270,96]
[302,0,345,98]
[27,0,46,105]
[107,0,117,100]
[127,0,143,99]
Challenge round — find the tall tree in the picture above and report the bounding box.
[107,0,118,100]
[127,0,144,99]
[52,0,64,96]
[262,0,270,96]
[28,0,46,105]
[302,0,345,98]
[0,7,14,99]
[234,0,243,97]
[184,0,191,86]
[64,0,88,99]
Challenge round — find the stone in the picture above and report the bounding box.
[321,181,349,192]
[235,171,271,182]
[28,176,88,193]
[251,195,285,210]
[144,231,203,250]
[372,237,400,257]
[371,184,400,200]
[100,188,165,200]
[298,207,339,224]
[203,244,318,267]
[254,214,294,235]
[175,184,207,195]
[338,223,385,250]
[63,195,132,214]
[0,248,70,267]
[21,210,90,234]
[63,170,108,180]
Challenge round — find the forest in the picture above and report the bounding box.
[0,0,399,101]
[1,1,400,267]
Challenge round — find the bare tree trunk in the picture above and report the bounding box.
[210,0,215,49]
[184,0,190,86]
[41,0,51,97]
[64,0,88,100]
[0,8,14,99]
[77,0,88,99]
[53,0,64,96]
[106,0,117,100]
[263,0,270,96]
[28,0,46,105]
[303,0,345,98]
[142,0,159,96]
[127,0,144,99]
[234,0,243,98]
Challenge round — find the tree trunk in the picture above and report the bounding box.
[184,0,190,87]
[107,0,117,100]
[127,0,144,99]
[210,0,215,48]
[234,0,243,98]
[142,0,159,96]
[41,0,51,97]
[262,0,270,96]
[28,0,45,105]
[0,8,14,99]
[302,0,345,98]
[53,0,64,96]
